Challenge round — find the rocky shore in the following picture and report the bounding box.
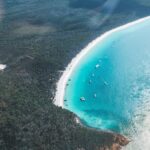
[97,133,130,150]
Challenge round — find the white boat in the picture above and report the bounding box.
[80,97,86,101]
[104,81,108,86]
[95,64,100,68]
[89,80,92,84]
[92,73,95,77]
[94,94,97,98]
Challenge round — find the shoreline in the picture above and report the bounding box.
[54,16,150,107]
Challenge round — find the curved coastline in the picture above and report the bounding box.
[54,16,150,108]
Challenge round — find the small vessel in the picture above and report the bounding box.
[92,73,95,77]
[95,64,100,68]
[89,79,92,84]
[104,81,108,86]
[94,94,97,98]
[80,97,86,101]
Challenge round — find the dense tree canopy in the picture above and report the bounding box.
[0,0,149,149]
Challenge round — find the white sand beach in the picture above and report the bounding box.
[54,16,150,107]
[0,64,7,71]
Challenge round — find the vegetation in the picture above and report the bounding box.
[0,0,150,149]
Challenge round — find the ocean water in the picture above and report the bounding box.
[64,18,150,149]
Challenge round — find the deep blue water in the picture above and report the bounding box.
[64,18,150,149]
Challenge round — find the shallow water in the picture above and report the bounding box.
[64,18,150,149]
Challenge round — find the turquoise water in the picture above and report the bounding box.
[64,18,150,146]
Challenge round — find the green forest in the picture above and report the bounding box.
[0,0,150,149]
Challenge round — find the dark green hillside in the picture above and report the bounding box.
[0,0,150,149]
